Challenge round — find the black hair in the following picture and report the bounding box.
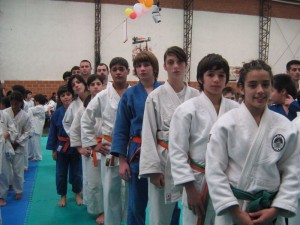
[25,90,32,95]
[238,59,273,88]
[83,94,92,108]
[98,63,109,71]
[12,85,26,98]
[63,71,72,81]
[222,86,236,95]
[9,91,24,103]
[197,53,230,90]
[67,74,88,95]
[87,74,102,86]
[0,88,5,98]
[286,60,300,71]
[273,74,297,99]
[80,60,92,67]
[33,94,48,105]
[109,57,129,70]
[296,90,300,103]
[71,66,80,74]
[0,96,10,108]
[56,85,73,106]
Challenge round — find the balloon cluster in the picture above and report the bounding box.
[124,0,154,20]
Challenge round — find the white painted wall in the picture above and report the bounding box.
[1,0,299,81]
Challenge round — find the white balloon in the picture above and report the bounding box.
[133,3,143,14]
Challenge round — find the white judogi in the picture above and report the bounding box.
[26,100,34,109]
[81,83,129,225]
[62,97,83,136]
[70,105,104,215]
[0,110,17,199]
[4,108,31,194]
[70,106,84,148]
[169,93,239,225]
[206,103,299,225]
[287,115,300,225]
[22,100,33,169]
[139,82,199,225]
[44,99,56,113]
[28,105,45,160]
[68,105,91,206]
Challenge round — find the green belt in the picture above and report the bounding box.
[231,186,277,212]
[190,158,205,170]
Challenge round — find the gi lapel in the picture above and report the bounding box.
[237,104,270,190]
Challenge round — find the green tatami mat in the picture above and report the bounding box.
[25,137,182,225]
[25,138,102,225]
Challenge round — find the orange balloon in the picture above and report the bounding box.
[144,0,153,8]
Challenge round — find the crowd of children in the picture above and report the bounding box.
[1,53,300,225]
[0,85,51,208]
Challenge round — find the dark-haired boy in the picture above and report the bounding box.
[81,57,130,225]
[169,54,239,224]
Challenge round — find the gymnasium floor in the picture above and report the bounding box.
[1,137,183,225]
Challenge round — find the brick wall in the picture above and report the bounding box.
[3,80,65,99]
[3,80,238,98]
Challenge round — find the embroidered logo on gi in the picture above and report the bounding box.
[272,134,285,152]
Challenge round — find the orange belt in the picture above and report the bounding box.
[102,135,112,143]
[129,136,141,163]
[189,159,208,225]
[158,139,168,150]
[102,135,115,166]
[92,137,102,167]
[57,136,70,152]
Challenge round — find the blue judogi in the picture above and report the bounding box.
[269,101,300,121]
[111,81,160,225]
[46,106,82,196]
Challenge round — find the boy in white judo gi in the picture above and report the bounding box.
[0,109,17,206]
[28,94,47,161]
[4,91,31,200]
[169,53,239,225]
[81,57,131,225]
[139,46,199,225]
[206,60,299,225]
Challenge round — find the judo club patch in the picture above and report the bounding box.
[272,134,285,152]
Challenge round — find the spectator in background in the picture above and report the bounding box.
[269,74,298,121]
[45,92,57,116]
[80,60,92,82]
[28,94,47,161]
[286,60,300,91]
[63,71,72,82]
[25,90,34,108]
[0,97,10,109]
[71,66,81,75]
[0,87,6,98]
[11,84,33,171]
[4,91,31,200]
[222,86,236,101]
[11,85,27,112]
[96,63,110,90]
